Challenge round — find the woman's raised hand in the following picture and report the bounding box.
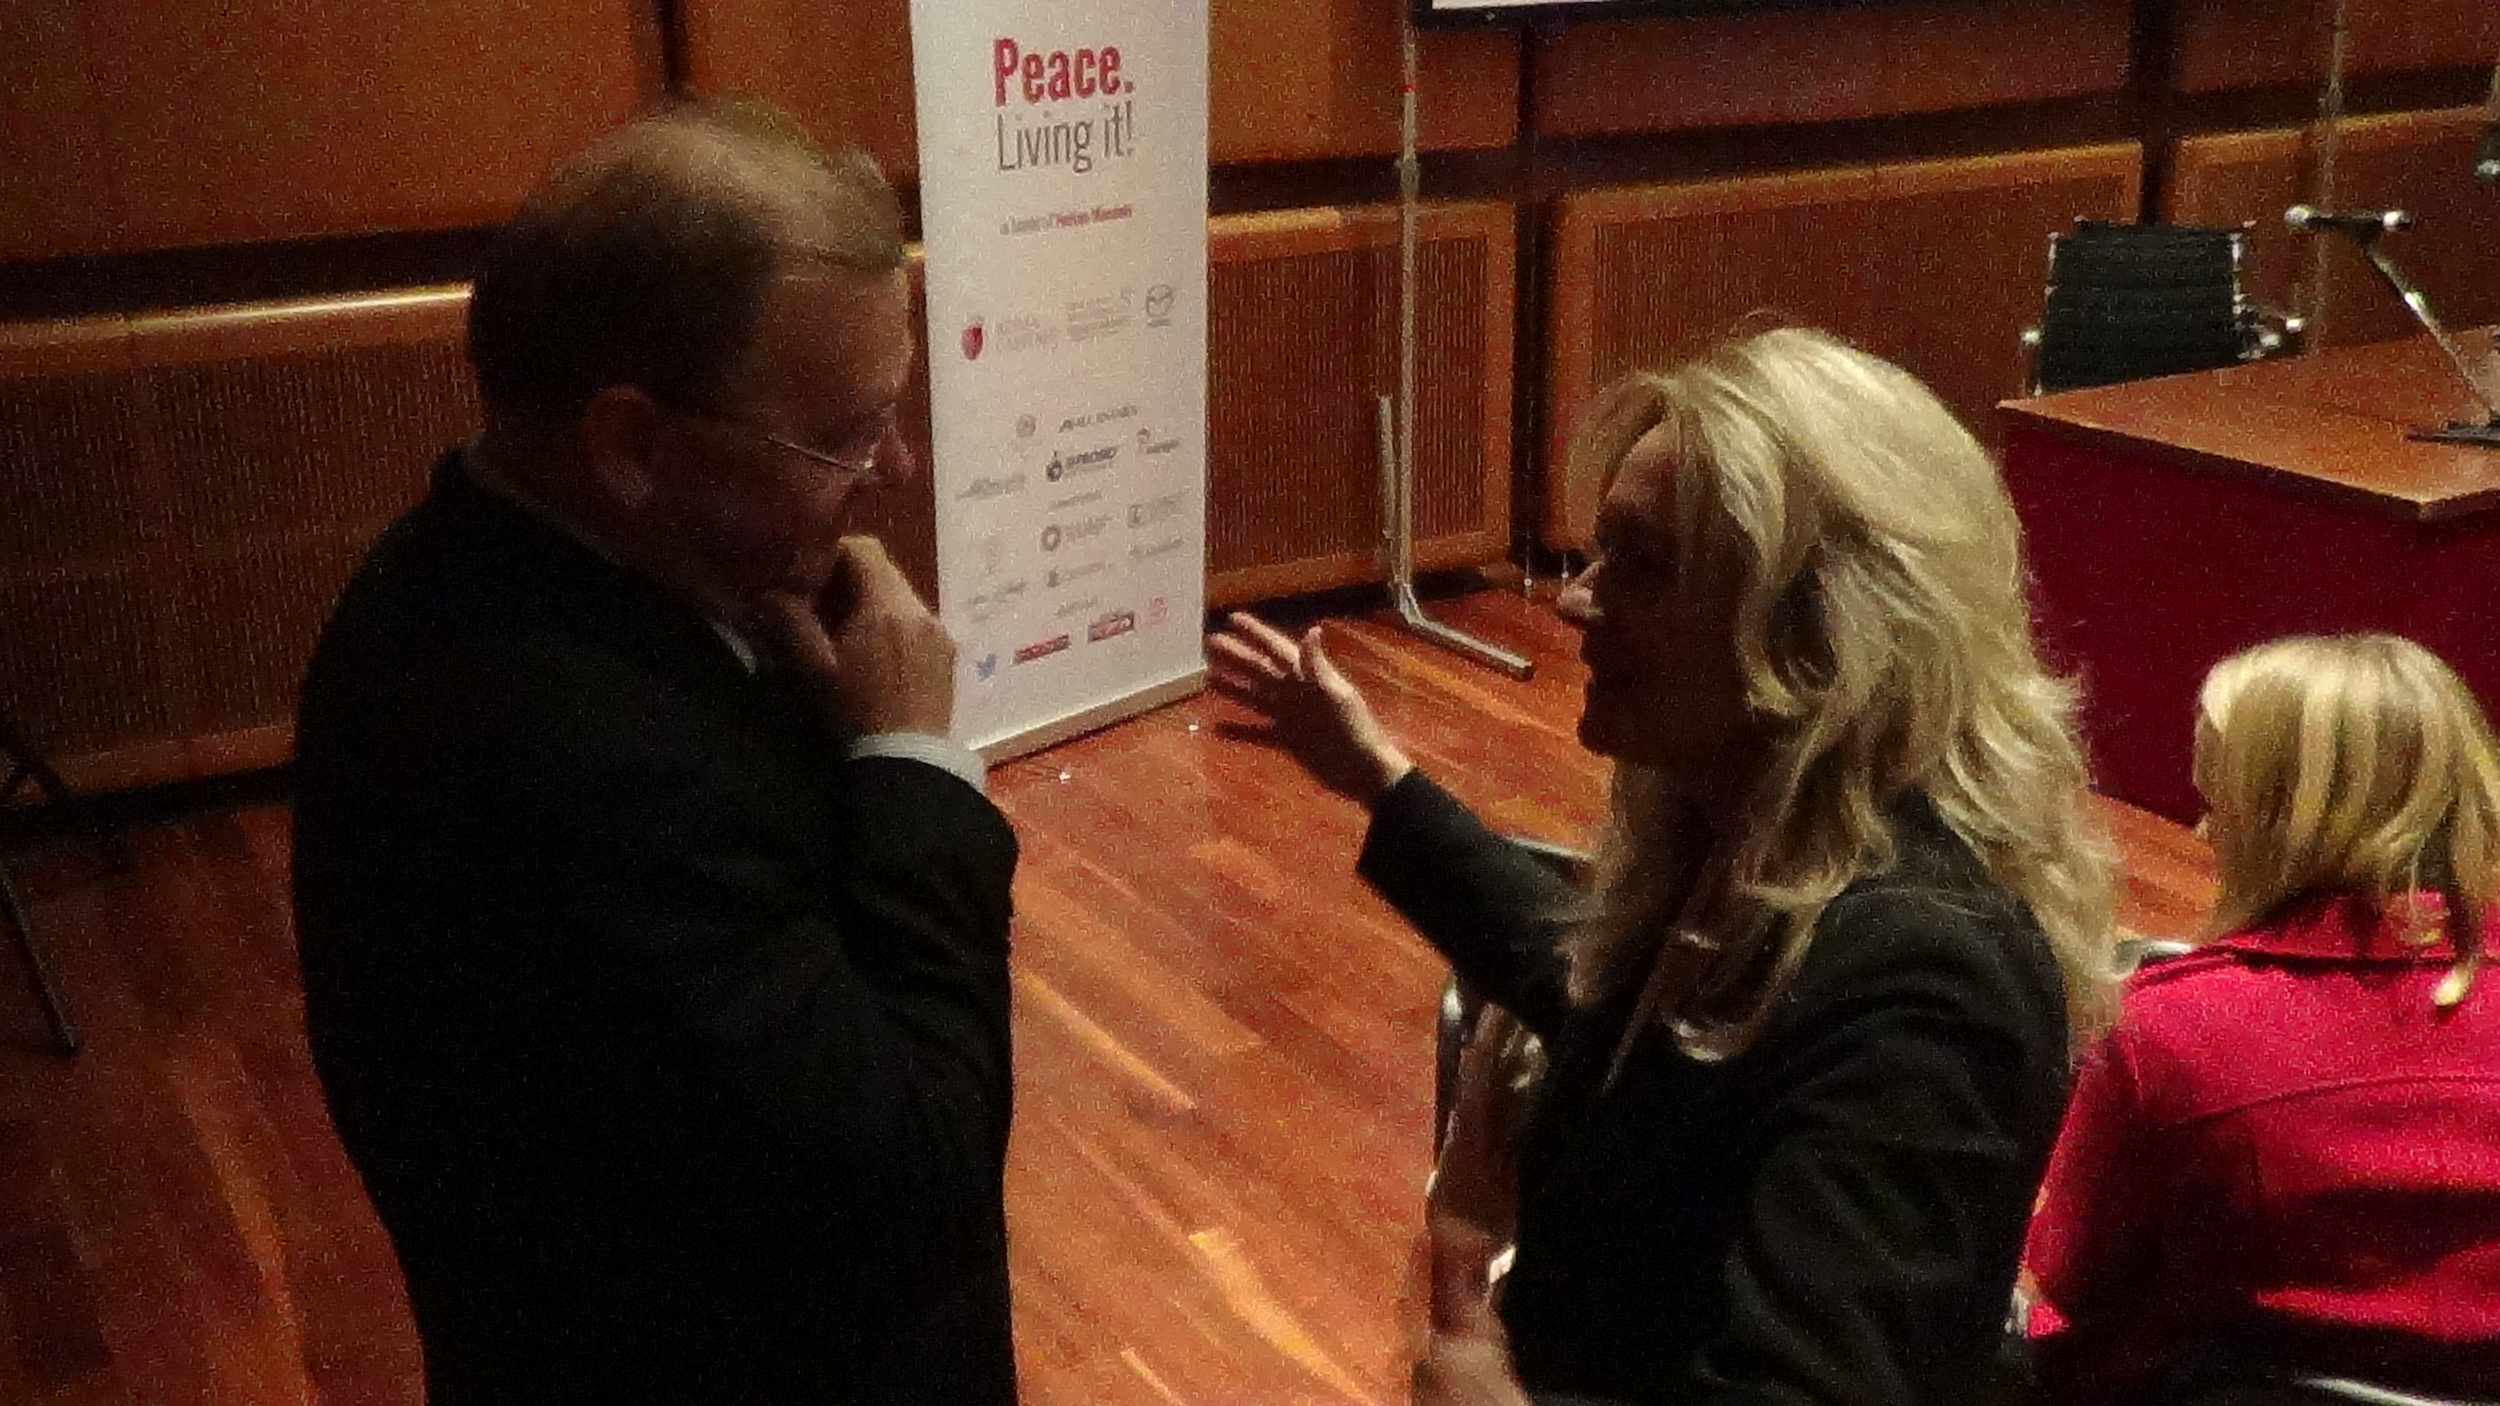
[1206,612,1414,805]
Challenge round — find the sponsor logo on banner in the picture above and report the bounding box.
[1015,413,1038,439]
[1047,489,1104,513]
[1053,595,1102,620]
[1046,560,1110,590]
[1058,443,1120,479]
[1131,535,1186,563]
[1136,428,1181,456]
[960,312,1054,356]
[1014,634,1072,665]
[1066,294,1133,343]
[1128,489,1188,529]
[1088,610,1137,642]
[1043,514,1111,552]
[967,578,1031,623]
[974,652,1000,681]
[1146,595,1170,627]
[1144,283,1177,327]
[957,472,1028,502]
[972,531,1009,578]
[1058,404,1139,433]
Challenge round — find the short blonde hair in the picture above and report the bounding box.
[2197,633,2500,1005]
[1566,327,2116,1057]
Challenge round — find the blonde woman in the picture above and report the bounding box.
[1212,327,2113,1405]
[2026,634,2500,1403]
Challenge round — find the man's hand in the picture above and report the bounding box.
[756,537,955,737]
[1206,612,1413,806]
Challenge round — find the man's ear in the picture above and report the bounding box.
[579,385,664,509]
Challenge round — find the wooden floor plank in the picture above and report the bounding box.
[0,587,2217,1403]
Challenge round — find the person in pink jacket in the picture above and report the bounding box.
[2025,632,2500,1403]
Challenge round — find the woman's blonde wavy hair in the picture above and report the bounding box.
[2196,633,2500,1008]
[1564,327,2116,1059]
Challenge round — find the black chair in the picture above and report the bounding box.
[1432,836,1588,1148]
[2,710,84,1056]
[2022,220,2297,396]
[2161,1367,2497,1406]
[2115,934,2198,974]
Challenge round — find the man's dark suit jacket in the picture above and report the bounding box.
[1363,772,2072,1406]
[293,451,1020,1405]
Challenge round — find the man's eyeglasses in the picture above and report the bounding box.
[666,401,898,485]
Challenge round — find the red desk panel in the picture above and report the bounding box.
[2000,333,2500,822]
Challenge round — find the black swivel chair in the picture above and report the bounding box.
[1432,836,1589,1147]
[2156,1365,2497,1406]
[2022,220,2299,396]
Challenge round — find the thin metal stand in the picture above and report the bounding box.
[2477,60,2499,185]
[1,714,81,1056]
[1379,16,1532,681]
[2316,221,2500,448]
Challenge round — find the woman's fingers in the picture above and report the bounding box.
[1206,629,1288,682]
[1306,626,1365,694]
[1225,610,1302,662]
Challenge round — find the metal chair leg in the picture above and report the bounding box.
[1,864,79,1057]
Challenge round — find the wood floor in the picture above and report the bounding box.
[0,587,2216,1405]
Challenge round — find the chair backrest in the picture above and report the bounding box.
[2114,935,2198,975]
[2169,1374,2498,1406]
[2032,220,2253,395]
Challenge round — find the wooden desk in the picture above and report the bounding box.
[1999,332,2500,823]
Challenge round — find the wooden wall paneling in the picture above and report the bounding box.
[2314,108,2500,346]
[2171,0,2324,93]
[603,207,1520,615]
[2173,0,2500,94]
[0,290,476,793]
[1204,201,1515,606]
[683,0,1520,173]
[0,0,121,263]
[2168,110,2500,347]
[1207,0,1518,163]
[46,1,656,255]
[1540,144,2142,547]
[1532,0,2132,138]
[2163,126,2308,322]
[0,315,171,788]
[0,201,1516,790]
[679,0,923,184]
[1541,165,1881,546]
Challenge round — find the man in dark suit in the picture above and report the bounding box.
[291,101,1020,1404]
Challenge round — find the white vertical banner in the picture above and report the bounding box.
[910,0,1210,760]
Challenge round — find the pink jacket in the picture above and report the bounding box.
[2025,893,2500,1400]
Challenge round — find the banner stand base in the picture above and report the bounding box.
[974,669,1209,767]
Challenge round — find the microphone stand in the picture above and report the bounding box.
[2296,208,2500,448]
[1374,16,1532,680]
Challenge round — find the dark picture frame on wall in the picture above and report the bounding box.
[1413,0,1891,25]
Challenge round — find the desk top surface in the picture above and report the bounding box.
[1998,330,2500,522]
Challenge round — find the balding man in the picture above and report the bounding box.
[292,102,1019,1404]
